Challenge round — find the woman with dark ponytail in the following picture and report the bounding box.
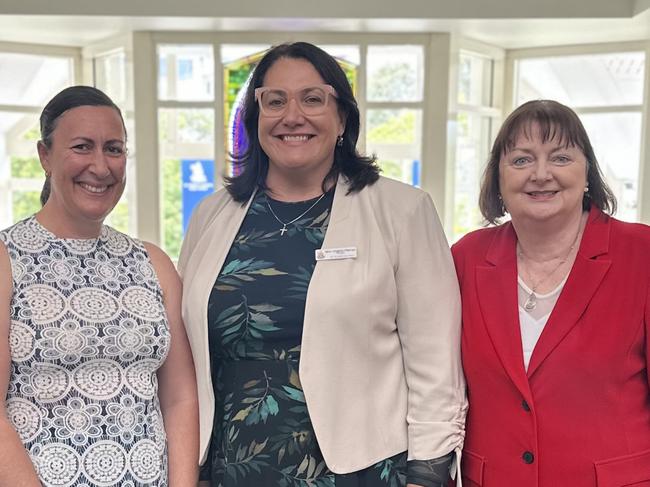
[0,86,199,486]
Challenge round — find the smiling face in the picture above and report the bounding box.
[38,105,127,231]
[257,57,345,186]
[499,123,588,225]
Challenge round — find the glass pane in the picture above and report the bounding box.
[158,108,215,259]
[104,201,129,233]
[516,52,645,107]
[223,48,267,176]
[320,45,360,65]
[12,191,40,221]
[0,112,43,228]
[366,109,422,186]
[367,45,424,102]
[221,44,270,64]
[454,112,492,239]
[367,109,420,144]
[378,159,421,186]
[580,112,641,222]
[11,154,42,179]
[0,53,73,106]
[458,52,492,106]
[158,44,214,101]
[94,50,129,107]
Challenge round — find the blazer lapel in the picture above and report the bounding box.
[324,175,353,230]
[527,208,612,377]
[476,223,532,398]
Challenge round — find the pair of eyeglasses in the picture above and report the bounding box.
[254,84,338,117]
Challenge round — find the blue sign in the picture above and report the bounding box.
[412,159,421,188]
[181,159,215,235]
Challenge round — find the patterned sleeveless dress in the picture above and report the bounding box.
[1,216,170,487]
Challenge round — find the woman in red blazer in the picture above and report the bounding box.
[453,100,650,487]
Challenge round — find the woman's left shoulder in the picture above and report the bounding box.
[141,241,180,291]
[140,241,175,269]
[606,214,650,241]
[365,176,432,210]
[592,212,650,256]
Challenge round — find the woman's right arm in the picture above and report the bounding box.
[0,242,41,486]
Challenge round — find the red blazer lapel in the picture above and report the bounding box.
[527,208,612,377]
[476,223,532,399]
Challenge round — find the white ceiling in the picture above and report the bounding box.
[1,0,650,49]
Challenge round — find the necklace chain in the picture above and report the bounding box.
[266,193,326,236]
[518,222,583,311]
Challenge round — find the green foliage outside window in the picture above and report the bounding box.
[11,156,44,222]
[378,160,405,180]
[162,158,182,259]
[12,191,41,222]
[368,62,416,102]
[105,201,129,234]
[11,156,43,179]
[367,111,415,144]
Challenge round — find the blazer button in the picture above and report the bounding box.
[522,399,531,412]
[522,451,535,464]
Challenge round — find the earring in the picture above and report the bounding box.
[336,135,344,147]
[584,185,589,193]
[44,170,51,178]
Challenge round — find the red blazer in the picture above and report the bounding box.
[452,207,650,487]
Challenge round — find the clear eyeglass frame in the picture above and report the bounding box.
[254,84,338,117]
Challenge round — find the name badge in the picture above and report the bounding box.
[315,247,357,261]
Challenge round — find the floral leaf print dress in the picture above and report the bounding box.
[1,217,170,487]
[203,189,407,487]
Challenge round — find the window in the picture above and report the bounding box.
[515,51,645,221]
[366,45,424,186]
[453,50,500,239]
[146,38,430,255]
[0,51,75,229]
[157,44,215,258]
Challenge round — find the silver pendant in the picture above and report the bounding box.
[524,292,537,311]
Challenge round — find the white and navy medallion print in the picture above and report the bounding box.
[1,217,170,487]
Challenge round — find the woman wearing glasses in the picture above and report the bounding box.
[178,42,466,487]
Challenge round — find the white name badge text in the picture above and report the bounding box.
[315,247,357,261]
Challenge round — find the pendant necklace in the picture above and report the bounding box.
[518,223,582,311]
[266,192,326,236]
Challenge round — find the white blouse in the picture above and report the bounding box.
[517,276,567,370]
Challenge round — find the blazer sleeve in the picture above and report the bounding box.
[646,274,650,388]
[395,191,467,461]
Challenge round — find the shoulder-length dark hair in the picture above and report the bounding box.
[38,85,126,205]
[479,99,616,224]
[225,42,380,202]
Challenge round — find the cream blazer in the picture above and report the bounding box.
[177,175,466,474]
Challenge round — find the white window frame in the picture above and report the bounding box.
[0,42,81,228]
[447,37,504,238]
[131,32,453,246]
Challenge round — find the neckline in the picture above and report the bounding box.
[264,186,335,206]
[517,274,567,298]
[29,215,107,242]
